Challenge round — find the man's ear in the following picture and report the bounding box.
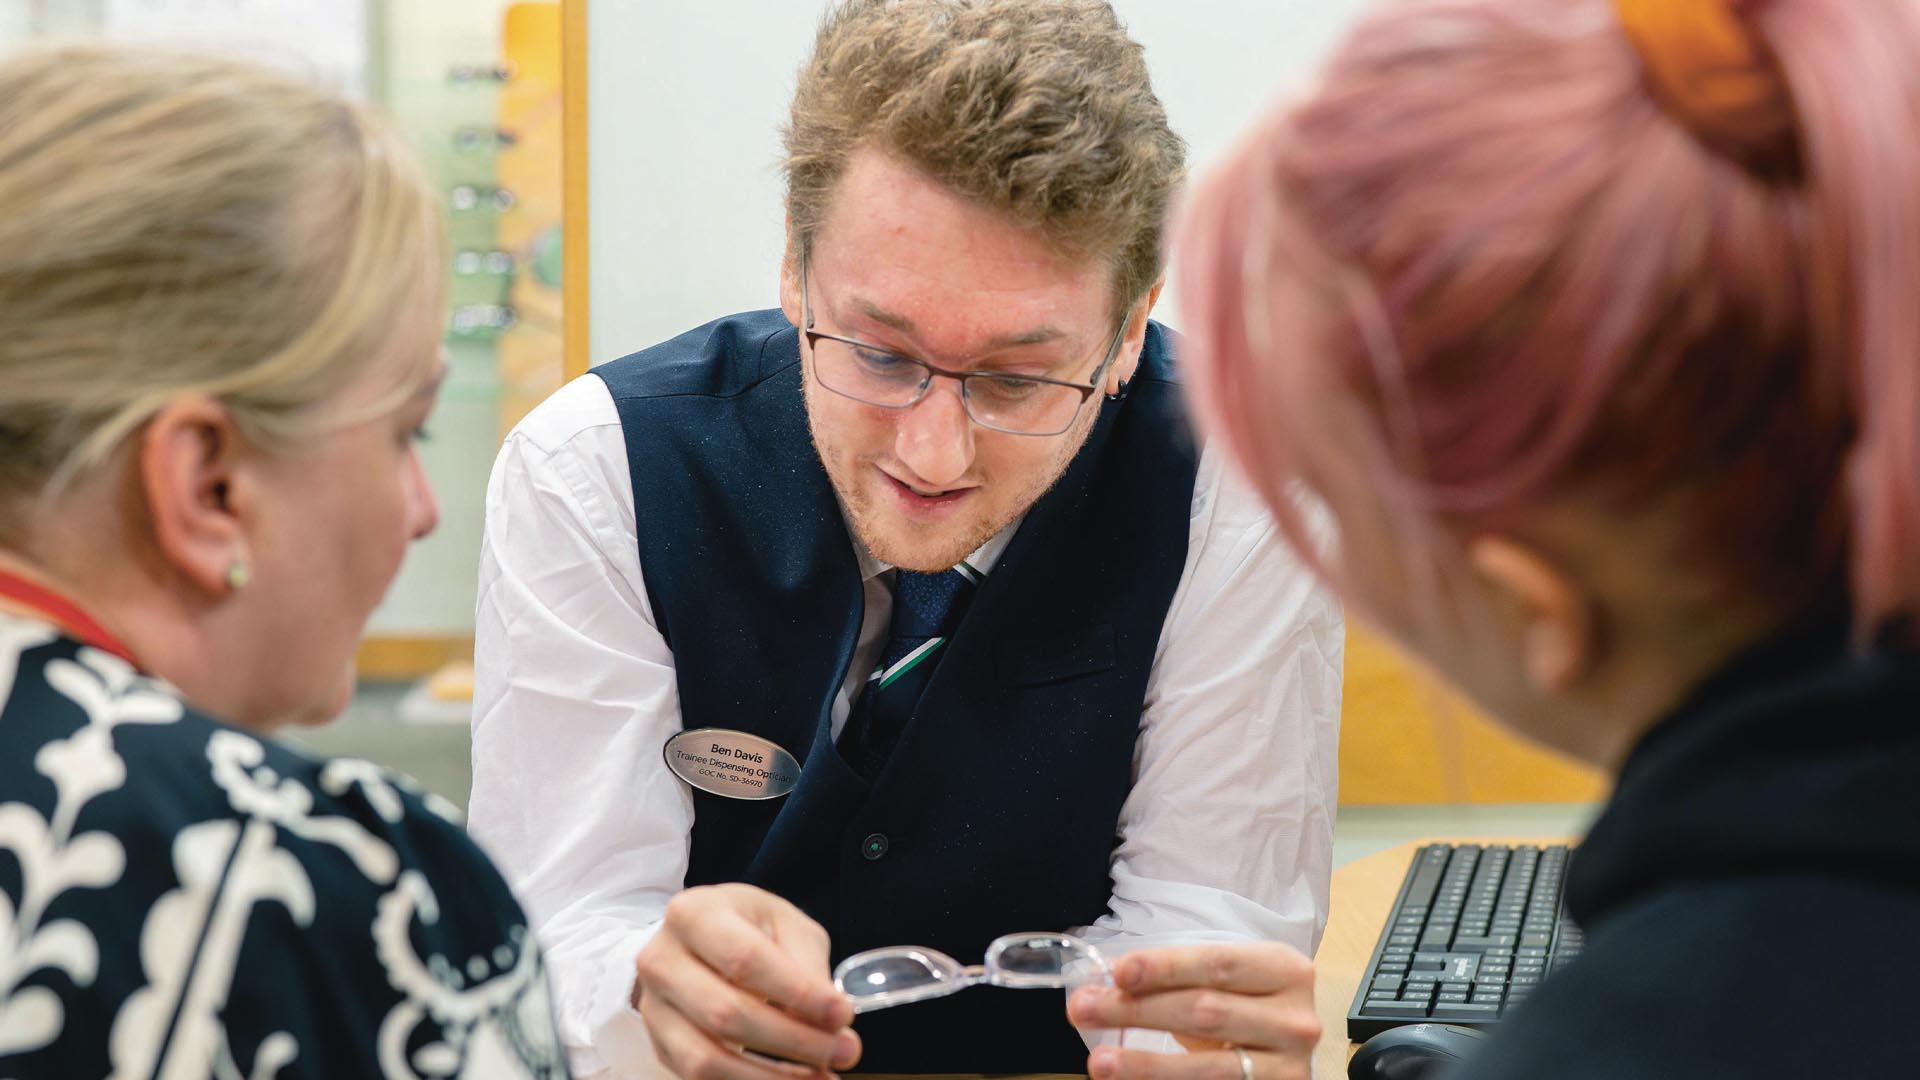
[137,396,252,597]
[1106,277,1165,394]
[779,221,803,328]
[1468,535,1597,693]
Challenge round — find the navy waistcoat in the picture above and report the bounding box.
[596,310,1197,1071]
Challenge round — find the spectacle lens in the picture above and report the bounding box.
[834,947,970,1014]
[986,932,1112,990]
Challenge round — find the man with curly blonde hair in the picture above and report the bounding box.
[472,3,1341,1076]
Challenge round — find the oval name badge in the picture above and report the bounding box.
[664,728,802,800]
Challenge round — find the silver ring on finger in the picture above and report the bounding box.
[1233,1045,1254,1080]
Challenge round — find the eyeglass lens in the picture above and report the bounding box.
[809,337,1090,436]
[834,948,970,1013]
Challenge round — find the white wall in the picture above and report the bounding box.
[587,0,1371,362]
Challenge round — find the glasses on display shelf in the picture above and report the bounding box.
[449,304,517,336]
[453,250,517,277]
[446,63,515,85]
[454,126,520,152]
[449,185,518,213]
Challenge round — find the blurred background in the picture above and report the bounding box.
[0,0,567,805]
[1,0,1601,862]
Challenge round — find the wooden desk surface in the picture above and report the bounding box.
[1311,838,1572,1080]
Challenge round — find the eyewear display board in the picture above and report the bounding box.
[357,0,569,666]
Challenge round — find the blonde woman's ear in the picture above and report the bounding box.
[138,397,251,599]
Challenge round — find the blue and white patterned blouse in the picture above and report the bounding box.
[0,613,571,1079]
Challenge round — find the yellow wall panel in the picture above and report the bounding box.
[1340,627,1607,805]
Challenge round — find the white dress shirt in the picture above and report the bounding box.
[470,372,1344,1078]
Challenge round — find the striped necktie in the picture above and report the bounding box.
[836,562,982,778]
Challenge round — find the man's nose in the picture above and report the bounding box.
[893,379,975,488]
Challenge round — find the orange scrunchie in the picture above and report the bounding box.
[1614,0,1798,164]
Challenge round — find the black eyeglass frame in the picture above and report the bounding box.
[798,250,1129,438]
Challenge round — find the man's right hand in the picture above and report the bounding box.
[634,883,862,1079]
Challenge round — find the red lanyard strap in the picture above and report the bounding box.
[0,569,139,666]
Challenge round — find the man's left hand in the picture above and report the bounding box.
[1066,942,1321,1080]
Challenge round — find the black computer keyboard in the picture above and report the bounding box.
[1347,843,1584,1041]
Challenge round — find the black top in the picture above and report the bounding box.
[1458,609,1920,1079]
[0,615,571,1079]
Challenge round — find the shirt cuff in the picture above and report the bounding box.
[582,921,667,1078]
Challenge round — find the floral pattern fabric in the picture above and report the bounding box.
[0,615,570,1079]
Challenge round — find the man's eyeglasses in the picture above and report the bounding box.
[800,253,1127,437]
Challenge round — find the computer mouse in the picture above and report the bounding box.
[1347,1023,1489,1080]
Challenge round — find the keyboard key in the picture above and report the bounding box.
[1361,1001,1432,1019]
[1438,990,1469,1003]
[1521,932,1553,947]
[1450,935,1516,953]
[1432,1003,1502,1021]
[1371,975,1403,992]
[1402,850,1449,910]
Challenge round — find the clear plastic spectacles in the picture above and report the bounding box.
[833,932,1126,1043]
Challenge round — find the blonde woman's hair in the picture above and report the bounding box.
[0,45,443,535]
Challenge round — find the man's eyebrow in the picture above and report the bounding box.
[852,297,915,335]
[850,296,1070,351]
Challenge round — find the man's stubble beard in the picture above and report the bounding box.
[800,373,1103,573]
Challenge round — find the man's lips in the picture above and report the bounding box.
[879,469,977,504]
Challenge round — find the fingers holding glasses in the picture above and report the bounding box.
[1067,943,1319,1080]
[1114,942,1316,998]
[635,885,861,1078]
[665,885,853,1029]
[640,934,859,1070]
[1068,984,1318,1054]
[644,998,837,1080]
[762,892,836,989]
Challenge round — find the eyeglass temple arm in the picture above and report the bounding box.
[798,245,816,332]
[1083,314,1133,395]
